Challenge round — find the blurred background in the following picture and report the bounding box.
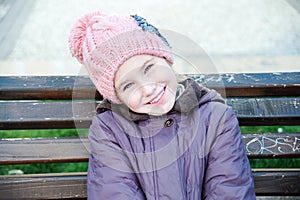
[0,0,299,75]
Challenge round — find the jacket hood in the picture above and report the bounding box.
[96,78,225,121]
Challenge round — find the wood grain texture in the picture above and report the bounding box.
[0,72,299,100]
[0,134,299,165]
[0,173,87,199]
[252,169,300,196]
[0,170,299,199]
[1,97,299,130]
[0,138,90,164]
[243,133,300,158]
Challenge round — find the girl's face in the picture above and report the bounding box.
[114,55,177,116]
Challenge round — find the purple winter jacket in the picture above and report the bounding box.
[87,78,256,199]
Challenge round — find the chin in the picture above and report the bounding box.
[149,100,175,116]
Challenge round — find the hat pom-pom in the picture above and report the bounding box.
[68,11,105,64]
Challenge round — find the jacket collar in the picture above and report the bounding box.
[96,78,211,122]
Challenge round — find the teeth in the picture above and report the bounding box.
[150,90,164,104]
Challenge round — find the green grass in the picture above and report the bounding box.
[0,126,299,175]
[249,158,299,168]
[240,126,300,134]
[0,129,88,138]
[0,163,88,175]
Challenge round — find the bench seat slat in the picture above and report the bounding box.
[0,97,299,130]
[0,172,87,199]
[0,134,299,165]
[0,170,299,198]
[253,169,300,196]
[0,138,90,164]
[1,73,299,100]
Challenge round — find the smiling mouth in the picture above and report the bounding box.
[147,86,166,105]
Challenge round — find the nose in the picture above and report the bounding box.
[141,83,156,97]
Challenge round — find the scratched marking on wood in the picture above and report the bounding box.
[244,135,300,156]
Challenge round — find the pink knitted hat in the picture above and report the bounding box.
[69,11,173,103]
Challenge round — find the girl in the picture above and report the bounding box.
[69,11,256,199]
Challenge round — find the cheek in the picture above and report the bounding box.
[154,66,176,81]
[162,68,177,90]
[127,91,141,110]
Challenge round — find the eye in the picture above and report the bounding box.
[123,82,134,91]
[144,64,153,74]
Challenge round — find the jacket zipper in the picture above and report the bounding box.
[150,131,158,199]
[175,122,186,200]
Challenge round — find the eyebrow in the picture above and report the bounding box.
[115,57,155,92]
[138,57,155,73]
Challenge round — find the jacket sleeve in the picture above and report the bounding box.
[87,115,145,200]
[203,105,256,200]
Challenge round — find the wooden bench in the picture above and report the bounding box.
[0,72,299,199]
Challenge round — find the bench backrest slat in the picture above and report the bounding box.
[0,134,299,165]
[1,97,299,130]
[1,73,299,100]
